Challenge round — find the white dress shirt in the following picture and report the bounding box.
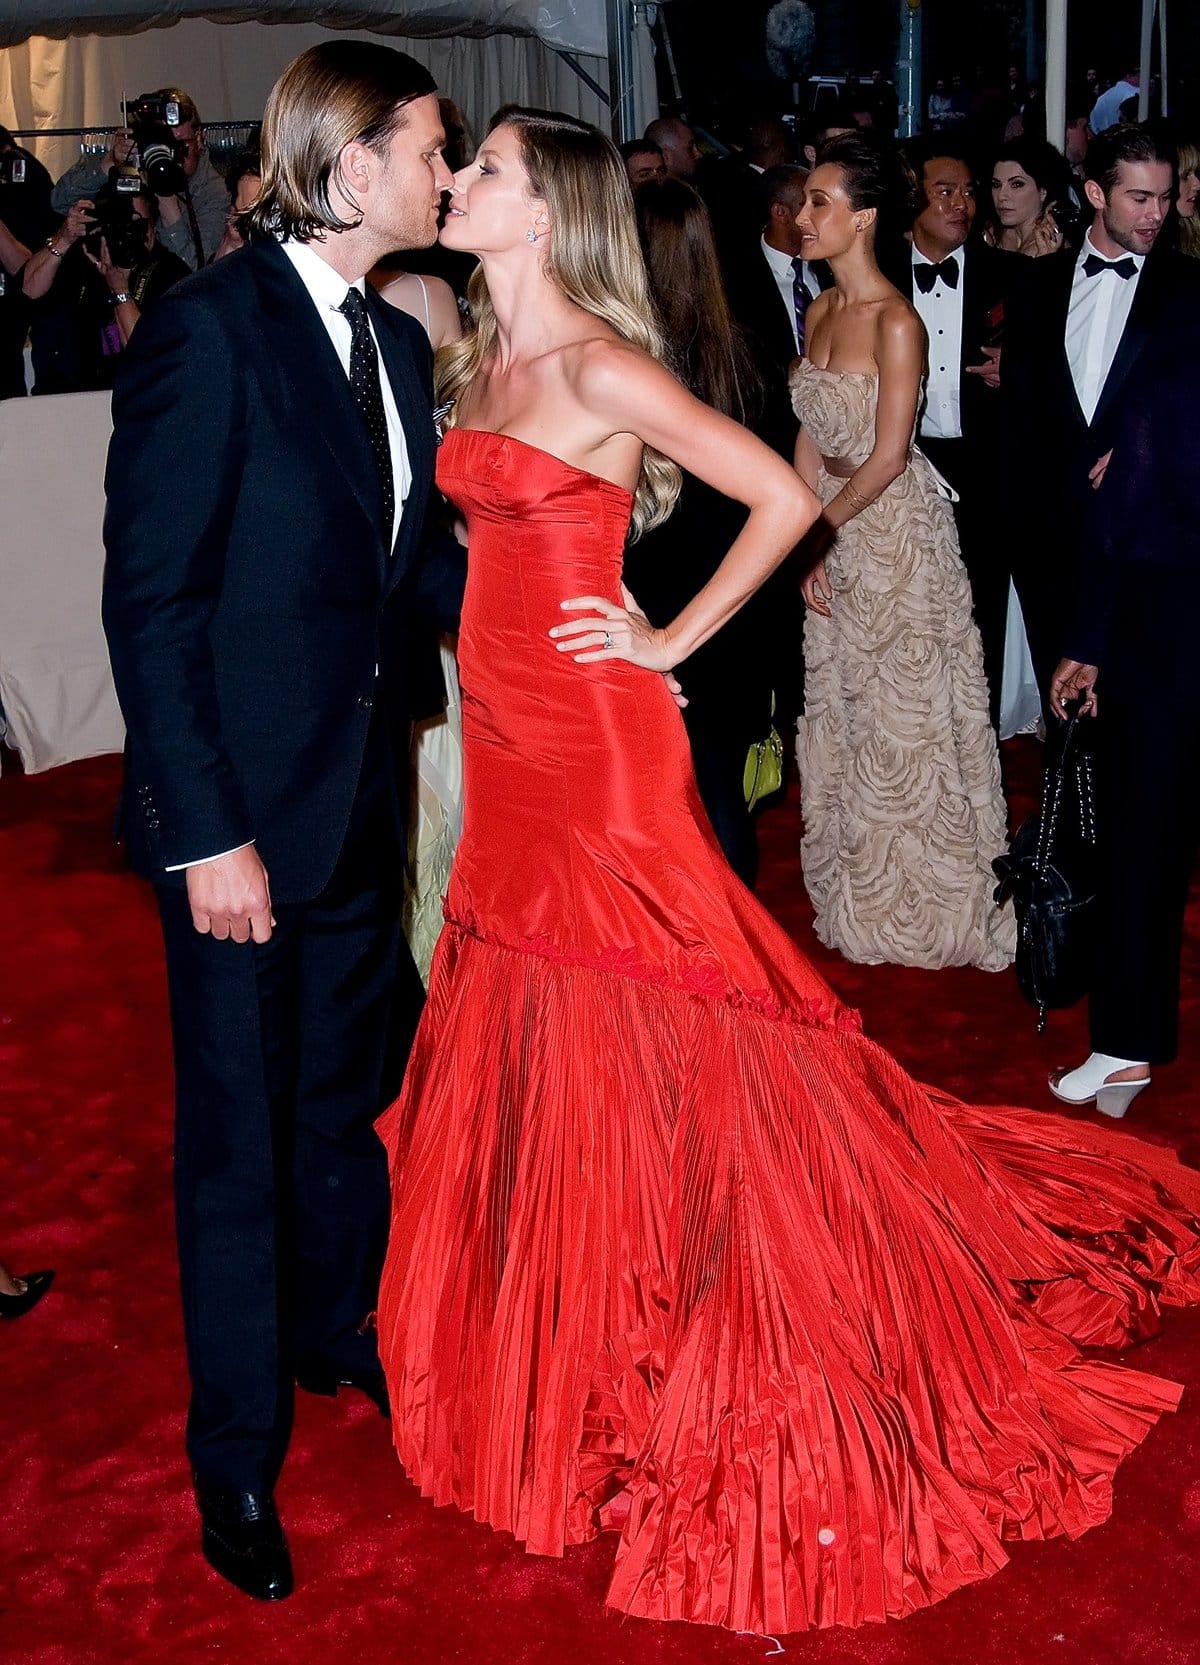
[761,237,819,353]
[1089,79,1137,134]
[1064,230,1145,425]
[168,238,413,872]
[910,243,964,440]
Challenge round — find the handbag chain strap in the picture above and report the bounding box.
[1033,713,1079,880]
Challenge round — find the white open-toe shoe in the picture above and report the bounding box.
[1049,1052,1151,1119]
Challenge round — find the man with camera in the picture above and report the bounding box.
[0,125,55,398]
[52,88,229,270]
[22,177,189,391]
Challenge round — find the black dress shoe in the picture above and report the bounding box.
[0,1270,54,1319]
[195,1485,293,1601]
[296,1362,390,1418]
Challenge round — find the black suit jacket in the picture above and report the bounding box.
[1064,326,1200,684]
[102,238,464,903]
[1002,244,1200,494]
[888,238,1022,451]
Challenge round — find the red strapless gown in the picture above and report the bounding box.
[377,428,1200,1633]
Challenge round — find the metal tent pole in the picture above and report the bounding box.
[1045,0,1068,153]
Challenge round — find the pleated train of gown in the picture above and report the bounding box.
[376,428,1200,1635]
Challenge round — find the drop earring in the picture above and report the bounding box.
[526,227,539,244]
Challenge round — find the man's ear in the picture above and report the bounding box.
[1083,178,1106,216]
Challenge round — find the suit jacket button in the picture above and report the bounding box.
[357,694,374,710]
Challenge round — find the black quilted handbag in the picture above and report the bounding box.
[992,708,1098,1032]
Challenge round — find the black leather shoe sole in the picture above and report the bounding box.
[196,1489,294,1602]
[201,1524,294,1601]
[0,1269,54,1319]
[296,1363,390,1419]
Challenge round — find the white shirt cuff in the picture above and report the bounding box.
[165,841,254,872]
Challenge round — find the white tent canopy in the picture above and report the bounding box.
[0,0,657,178]
[0,0,606,56]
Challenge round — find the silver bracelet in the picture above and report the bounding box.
[111,290,133,306]
[45,237,65,259]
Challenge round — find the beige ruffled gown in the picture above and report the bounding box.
[790,360,1015,970]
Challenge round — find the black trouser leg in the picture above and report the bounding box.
[289,748,418,1375]
[1089,693,1200,1065]
[159,886,302,1494]
[159,729,422,1492]
[684,713,760,889]
[919,436,1009,731]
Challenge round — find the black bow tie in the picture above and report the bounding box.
[913,257,959,293]
[1081,253,1138,280]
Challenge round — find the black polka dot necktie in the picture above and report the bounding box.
[791,256,810,348]
[337,287,395,540]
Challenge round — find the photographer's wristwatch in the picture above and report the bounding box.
[111,290,132,306]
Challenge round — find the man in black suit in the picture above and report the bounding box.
[102,43,461,1601]
[1001,123,1196,712]
[720,165,822,442]
[1047,323,1200,1114]
[891,139,1021,725]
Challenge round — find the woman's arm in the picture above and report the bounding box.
[550,341,821,671]
[821,303,923,531]
[793,423,823,494]
[424,274,464,350]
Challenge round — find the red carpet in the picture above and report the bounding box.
[3,745,1200,1665]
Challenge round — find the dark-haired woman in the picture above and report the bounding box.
[624,177,796,885]
[984,137,1071,256]
[791,135,1014,967]
[377,108,1200,1638]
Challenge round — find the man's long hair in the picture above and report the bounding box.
[242,41,436,243]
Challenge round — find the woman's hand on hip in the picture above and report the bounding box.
[550,587,676,672]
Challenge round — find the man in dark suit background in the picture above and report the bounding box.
[890,139,1022,725]
[1001,123,1196,711]
[1047,322,1200,1115]
[102,42,461,1601]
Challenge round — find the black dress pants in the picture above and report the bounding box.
[157,723,424,1492]
[919,435,1009,730]
[1089,670,1200,1066]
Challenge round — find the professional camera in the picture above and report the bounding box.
[126,92,188,197]
[83,169,151,269]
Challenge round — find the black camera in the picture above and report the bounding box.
[83,169,151,270]
[126,92,188,197]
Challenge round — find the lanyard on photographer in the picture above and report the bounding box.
[183,184,206,269]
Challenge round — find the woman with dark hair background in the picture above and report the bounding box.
[984,136,1073,255]
[791,133,1014,968]
[625,176,798,886]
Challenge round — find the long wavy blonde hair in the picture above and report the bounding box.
[436,108,681,539]
[1179,138,1200,259]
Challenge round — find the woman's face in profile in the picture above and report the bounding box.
[442,123,544,255]
[991,162,1046,229]
[794,164,858,261]
[1178,167,1199,219]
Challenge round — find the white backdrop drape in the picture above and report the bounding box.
[1,18,659,180]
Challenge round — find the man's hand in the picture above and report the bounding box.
[1050,657,1099,721]
[103,127,136,171]
[84,234,133,296]
[185,846,275,943]
[1089,449,1113,491]
[964,345,1002,388]
[60,198,95,249]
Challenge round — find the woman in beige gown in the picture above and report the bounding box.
[790,136,1015,970]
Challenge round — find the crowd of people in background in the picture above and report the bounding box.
[2,51,1199,1096]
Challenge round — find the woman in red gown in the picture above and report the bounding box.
[376,110,1200,1634]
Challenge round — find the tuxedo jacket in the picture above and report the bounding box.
[102,237,464,903]
[1064,325,1200,686]
[887,238,1022,455]
[1002,245,1200,502]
